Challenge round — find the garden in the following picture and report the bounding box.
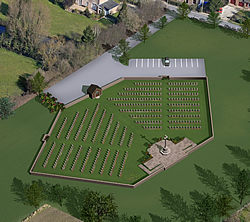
[32,78,212,185]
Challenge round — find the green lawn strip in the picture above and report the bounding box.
[0,48,38,98]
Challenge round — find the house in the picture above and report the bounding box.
[87,84,102,99]
[229,0,250,8]
[75,0,119,15]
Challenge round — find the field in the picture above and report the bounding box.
[32,79,212,185]
[0,48,38,98]
[0,0,104,36]
[1,18,250,222]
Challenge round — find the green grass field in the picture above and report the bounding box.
[0,48,38,98]
[1,18,250,222]
[0,0,104,36]
[32,79,211,185]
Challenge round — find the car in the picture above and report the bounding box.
[218,7,223,13]
[164,57,170,66]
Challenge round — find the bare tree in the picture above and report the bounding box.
[120,7,142,33]
[7,0,50,57]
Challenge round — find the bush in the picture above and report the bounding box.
[119,52,130,66]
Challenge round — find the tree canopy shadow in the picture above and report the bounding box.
[240,69,250,83]
[194,164,230,196]
[189,17,214,29]
[10,177,29,204]
[222,163,242,180]
[226,145,250,167]
[160,187,195,222]
[0,2,9,16]
[189,189,206,204]
[16,73,32,92]
[148,213,172,222]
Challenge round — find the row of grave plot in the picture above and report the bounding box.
[168,103,200,107]
[169,120,201,124]
[42,143,129,176]
[119,92,162,96]
[115,103,162,107]
[168,82,198,86]
[168,88,199,91]
[168,114,200,118]
[168,126,202,129]
[124,87,162,91]
[108,97,162,101]
[135,82,162,85]
[168,97,199,101]
[168,93,198,96]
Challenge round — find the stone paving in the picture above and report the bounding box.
[140,138,196,174]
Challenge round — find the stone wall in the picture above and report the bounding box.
[65,94,90,108]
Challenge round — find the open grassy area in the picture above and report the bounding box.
[1,18,250,222]
[0,0,104,36]
[0,48,38,98]
[33,79,211,185]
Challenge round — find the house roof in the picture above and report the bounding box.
[87,84,101,94]
[99,0,118,10]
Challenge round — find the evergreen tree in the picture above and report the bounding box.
[155,16,168,30]
[208,0,223,12]
[207,11,222,28]
[231,169,250,205]
[117,0,127,23]
[81,25,96,43]
[241,18,250,38]
[177,2,190,20]
[24,181,45,209]
[134,24,152,43]
[49,184,66,206]
[0,97,16,120]
[216,194,236,222]
[30,71,47,95]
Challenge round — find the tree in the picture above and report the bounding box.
[6,0,50,57]
[240,18,250,38]
[80,191,118,222]
[133,24,151,43]
[0,97,16,120]
[216,194,236,222]
[117,0,127,23]
[100,6,105,18]
[207,11,222,28]
[208,0,223,12]
[30,72,47,95]
[193,193,217,222]
[110,39,131,65]
[155,16,168,30]
[49,184,66,206]
[177,2,190,20]
[81,25,96,43]
[24,181,45,209]
[84,7,91,18]
[231,169,250,205]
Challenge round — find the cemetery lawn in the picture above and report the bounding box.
[33,79,212,184]
[1,18,250,222]
[0,48,38,98]
[0,0,104,36]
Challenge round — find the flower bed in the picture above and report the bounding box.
[169,120,201,124]
[66,112,79,140]
[143,126,162,130]
[168,87,198,91]
[108,97,162,101]
[120,109,162,113]
[110,122,120,145]
[119,151,128,177]
[128,133,134,147]
[53,143,65,169]
[80,147,92,172]
[168,109,200,112]
[135,82,162,86]
[92,109,106,143]
[130,114,162,118]
[168,82,198,86]
[118,92,162,96]
[119,126,127,146]
[115,103,162,107]
[169,126,202,129]
[61,144,74,170]
[168,114,200,118]
[102,114,114,144]
[99,149,110,175]
[109,150,119,176]
[135,120,162,124]
[90,148,101,174]
[57,118,67,139]
[74,109,89,141]
[168,97,199,101]
[83,103,100,142]
[43,142,56,168]
[168,103,200,107]
[70,145,83,171]
[124,87,162,91]
[168,92,199,96]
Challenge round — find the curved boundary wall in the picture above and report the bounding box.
[30,75,214,188]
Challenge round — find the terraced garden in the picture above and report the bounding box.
[32,78,212,185]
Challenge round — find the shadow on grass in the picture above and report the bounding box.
[189,189,205,203]
[226,145,250,167]
[240,69,250,83]
[16,73,32,93]
[219,26,243,39]
[148,213,172,222]
[10,177,29,204]
[194,164,231,196]
[0,2,9,16]
[160,187,195,222]
[189,17,214,29]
